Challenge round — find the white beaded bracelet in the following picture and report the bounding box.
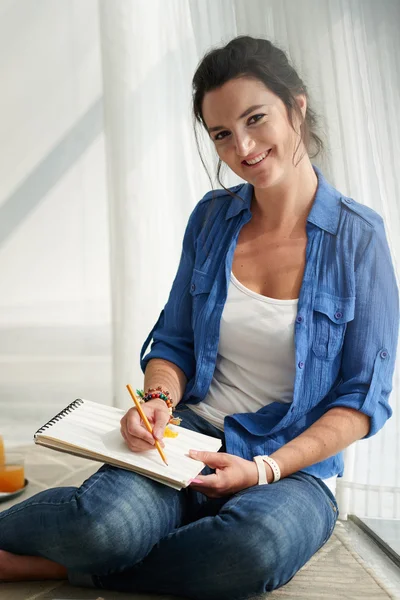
[253,455,281,485]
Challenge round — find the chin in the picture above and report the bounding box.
[248,168,280,189]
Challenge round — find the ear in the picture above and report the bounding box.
[295,94,307,120]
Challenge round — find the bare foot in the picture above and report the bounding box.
[0,549,67,582]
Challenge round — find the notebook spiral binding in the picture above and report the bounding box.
[34,398,84,438]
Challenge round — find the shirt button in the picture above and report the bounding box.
[344,198,352,204]
[380,351,388,359]
[190,283,196,292]
[296,315,303,323]
[334,311,343,320]
[298,361,304,369]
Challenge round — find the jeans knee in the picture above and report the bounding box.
[237,539,276,580]
[247,544,280,589]
[221,517,284,591]
[65,499,133,573]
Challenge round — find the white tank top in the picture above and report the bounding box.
[189,271,337,495]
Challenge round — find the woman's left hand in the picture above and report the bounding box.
[188,450,259,497]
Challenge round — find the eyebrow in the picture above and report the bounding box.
[207,104,268,133]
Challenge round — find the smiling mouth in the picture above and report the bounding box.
[242,149,271,167]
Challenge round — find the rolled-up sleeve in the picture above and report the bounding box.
[325,219,399,437]
[139,205,199,381]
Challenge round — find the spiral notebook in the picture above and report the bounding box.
[34,399,222,490]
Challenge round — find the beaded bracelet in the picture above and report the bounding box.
[136,387,181,426]
[145,387,173,410]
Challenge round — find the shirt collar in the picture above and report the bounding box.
[225,165,342,235]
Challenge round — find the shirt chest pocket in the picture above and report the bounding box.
[312,293,355,360]
[189,269,215,330]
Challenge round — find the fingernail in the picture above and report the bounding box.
[189,450,198,457]
[190,478,203,484]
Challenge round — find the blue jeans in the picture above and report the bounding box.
[0,405,338,600]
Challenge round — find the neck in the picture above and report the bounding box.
[251,157,318,233]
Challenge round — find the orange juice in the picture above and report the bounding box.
[0,464,25,493]
[0,436,4,466]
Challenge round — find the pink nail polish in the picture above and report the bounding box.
[190,478,203,484]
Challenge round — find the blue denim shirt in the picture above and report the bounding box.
[140,166,399,479]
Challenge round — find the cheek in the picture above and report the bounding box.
[215,144,231,163]
[269,125,284,145]
[270,131,296,160]
[264,120,292,145]
[282,125,299,149]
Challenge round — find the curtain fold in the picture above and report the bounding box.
[98,0,205,409]
[98,0,400,519]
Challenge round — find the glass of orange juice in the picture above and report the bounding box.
[0,453,25,493]
[0,435,5,466]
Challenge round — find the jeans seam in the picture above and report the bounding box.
[74,466,110,500]
[219,484,261,514]
[315,486,339,541]
[309,474,339,511]
[322,509,338,545]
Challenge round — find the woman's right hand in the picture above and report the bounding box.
[120,398,171,452]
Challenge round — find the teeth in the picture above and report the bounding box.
[245,151,269,165]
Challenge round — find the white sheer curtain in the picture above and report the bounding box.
[98,0,400,520]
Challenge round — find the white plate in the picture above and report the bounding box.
[0,479,29,503]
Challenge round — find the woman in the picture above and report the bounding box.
[0,35,398,600]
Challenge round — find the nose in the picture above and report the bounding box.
[234,132,256,158]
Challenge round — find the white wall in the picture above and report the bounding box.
[0,0,112,444]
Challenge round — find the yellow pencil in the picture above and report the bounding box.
[126,384,168,466]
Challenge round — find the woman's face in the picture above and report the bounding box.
[201,76,306,189]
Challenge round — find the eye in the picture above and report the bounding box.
[214,130,230,142]
[248,113,265,124]
[213,114,266,142]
